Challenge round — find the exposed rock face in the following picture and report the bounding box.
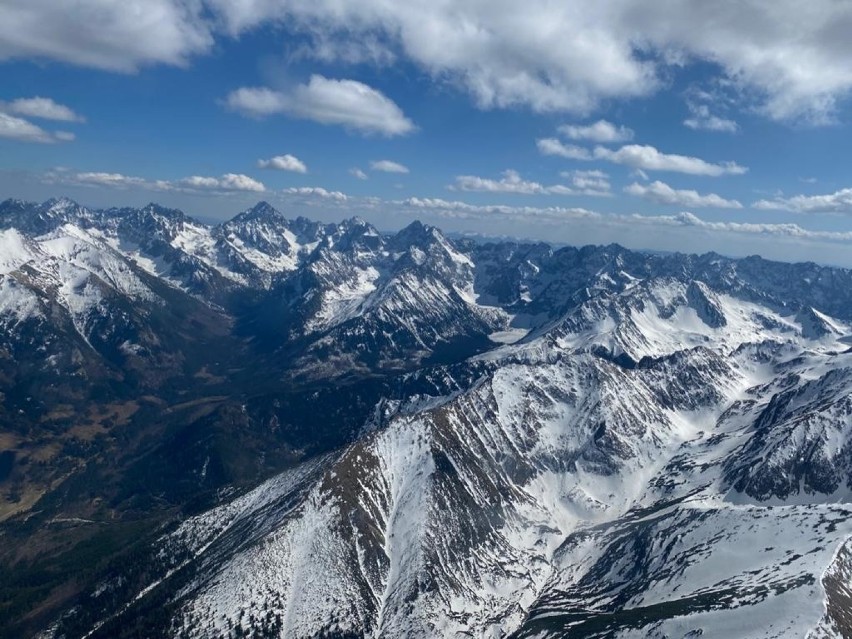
[3,198,852,638]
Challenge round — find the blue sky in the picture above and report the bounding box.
[3,1,852,264]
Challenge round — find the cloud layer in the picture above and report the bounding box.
[50,170,266,193]
[0,0,212,72]
[5,2,852,122]
[753,188,852,214]
[399,195,852,244]
[452,169,610,197]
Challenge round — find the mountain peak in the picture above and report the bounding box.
[42,196,86,218]
[248,200,278,216]
[138,202,192,223]
[342,215,368,227]
[43,195,78,208]
[393,219,443,247]
[229,200,287,225]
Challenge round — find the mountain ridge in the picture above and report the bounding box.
[3,197,852,638]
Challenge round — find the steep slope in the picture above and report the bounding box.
[242,219,508,378]
[6,198,852,638]
[42,270,852,639]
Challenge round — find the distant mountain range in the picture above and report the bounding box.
[3,197,852,638]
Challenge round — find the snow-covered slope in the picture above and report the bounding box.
[6,198,852,638]
[62,278,852,638]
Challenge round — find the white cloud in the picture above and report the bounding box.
[208,1,656,114]
[0,0,213,72]
[257,154,308,173]
[225,75,415,136]
[452,169,609,196]
[370,160,409,174]
[400,196,601,223]
[283,186,348,201]
[72,172,149,188]
[537,138,594,160]
[594,144,747,176]
[0,112,73,143]
[193,173,266,192]
[204,0,852,123]
[453,170,551,195]
[684,103,738,132]
[349,167,368,180]
[6,2,852,123]
[223,87,287,117]
[625,180,743,209]
[33,167,852,262]
[662,211,852,243]
[562,169,611,192]
[0,112,53,143]
[558,120,633,143]
[51,170,265,193]
[537,138,747,177]
[753,188,852,214]
[398,195,852,244]
[2,97,84,122]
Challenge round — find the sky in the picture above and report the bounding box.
[3,1,852,265]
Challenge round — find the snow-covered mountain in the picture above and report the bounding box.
[146,283,852,639]
[4,198,852,638]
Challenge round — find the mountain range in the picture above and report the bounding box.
[2,197,852,638]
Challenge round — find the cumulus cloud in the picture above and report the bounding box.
[753,188,852,214]
[225,75,415,136]
[452,169,610,196]
[206,0,852,123]
[558,120,633,143]
[0,0,213,72]
[349,167,368,180]
[0,112,73,143]
[625,180,743,208]
[370,160,409,174]
[180,173,266,192]
[257,154,308,173]
[684,103,738,132]
[7,2,852,123]
[2,97,84,122]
